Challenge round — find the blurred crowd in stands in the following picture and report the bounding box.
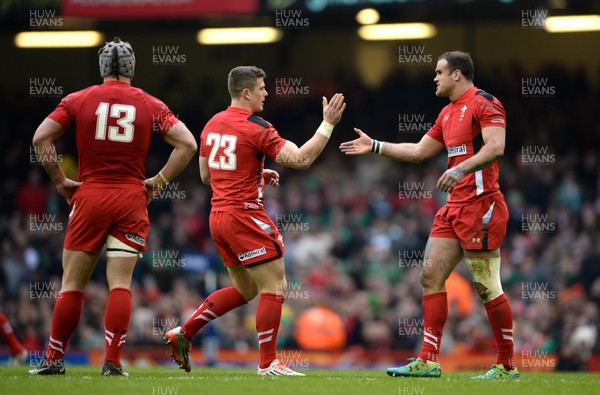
[1,61,598,370]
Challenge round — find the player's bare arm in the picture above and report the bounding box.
[276,93,346,169]
[340,128,444,163]
[32,118,82,204]
[144,121,197,202]
[199,156,210,185]
[436,126,505,193]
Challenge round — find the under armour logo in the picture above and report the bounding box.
[472,237,481,243]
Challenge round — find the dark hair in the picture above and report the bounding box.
[439,51,474,81]
[227,66,266,99]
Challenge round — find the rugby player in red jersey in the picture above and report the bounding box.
[340,51,518,380]
[0,312,28,364]
[164,66,346,376]
[28,37,197,376]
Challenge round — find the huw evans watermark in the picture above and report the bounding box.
[29,9,63,29]
[276,350,309,368]
[399,113,433,134]
[522,282,556,301]
[152,45,187,66]
[521,214,556,234]
[275,9,309,29]
[398,318,428,337]
[275,78,309,98]
[29,214,64,234]
[275,213,310,233]
[30,77,63,98]
[521,9,547,29]
[399,250,433,269]
[30,145,63,165]
[398,182,433,201]
[30,282,59,301]
[152,250,187,269]
[152,318,179,337]
[521,77,556,98]
[521,146,555,165]
[399,45,433,66]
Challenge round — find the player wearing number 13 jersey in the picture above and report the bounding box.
[29,37,197,377]
[164,66,346,376]
[48,80,175,186]
[341,52,518,380]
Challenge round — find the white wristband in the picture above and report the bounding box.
[371,139,383,155]
[316,121,334,138]
[158,171,170,185]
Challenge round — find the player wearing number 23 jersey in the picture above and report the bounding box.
[164,66,345,376]
[199,106,287,267]
[200,106,286,211]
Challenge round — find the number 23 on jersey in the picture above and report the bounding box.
[206,132,237,170]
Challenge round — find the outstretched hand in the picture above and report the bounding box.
[263,169,280,187]
[322,93,347,126]
[339,128,373,156]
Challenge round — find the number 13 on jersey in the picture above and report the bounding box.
[95,102,136,142]
[206,132,237,170]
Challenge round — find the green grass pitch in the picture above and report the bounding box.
[1,366,598,395]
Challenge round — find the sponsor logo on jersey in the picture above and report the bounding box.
[490,118,505,125]
[238,247,267,262]
[447,144,467,157]
[126,233,146,246]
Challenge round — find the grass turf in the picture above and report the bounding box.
[1,366,598,395]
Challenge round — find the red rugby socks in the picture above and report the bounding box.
[46,290,83,362]
[181,287,248,341]
[256,292,284,369]
[418,292,448,363]
[104,288,132,368]
[484,294,515,370]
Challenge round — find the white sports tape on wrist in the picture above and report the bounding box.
[316,121,334,138]
[370,139,383,155]
[158,171,170,185]
[465,257,503,303]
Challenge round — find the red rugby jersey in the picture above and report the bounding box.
[48,81,179,186]
[199,106,286,211]
[427,87,506,205]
